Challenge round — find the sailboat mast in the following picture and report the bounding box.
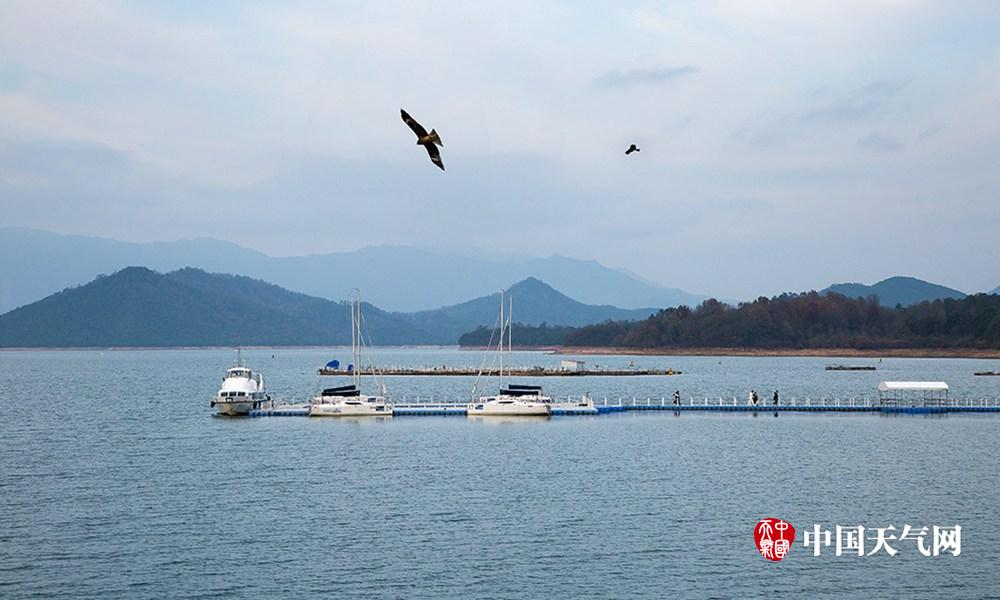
[499,289,504,387]
[349,294,356,388]
[354,292,362,389]
[508,295,513,389]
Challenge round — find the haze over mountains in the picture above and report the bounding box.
[1,229,994,341]
[822,276,967,307]
[0,228,702,314]
[0,268,656,347]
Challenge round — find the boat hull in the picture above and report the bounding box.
[213,399,257,416]
[467,400,551,416]
[309,401,393,417]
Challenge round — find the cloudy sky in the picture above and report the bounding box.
[2,1,999,299]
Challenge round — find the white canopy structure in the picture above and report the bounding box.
[877,381,950,406]
[878,381,949,393]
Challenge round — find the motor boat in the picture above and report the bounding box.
[211,352,267,416]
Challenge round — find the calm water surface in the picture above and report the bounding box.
[2,348,1000,598]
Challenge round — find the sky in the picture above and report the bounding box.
[1,0,999,300]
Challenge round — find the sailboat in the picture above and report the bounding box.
[468,290,551,417]
[309,292,392,417]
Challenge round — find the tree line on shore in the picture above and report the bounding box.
[460,292,1000,349]
[458,323,577,347]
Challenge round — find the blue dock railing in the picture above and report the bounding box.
[248,395,1000,417]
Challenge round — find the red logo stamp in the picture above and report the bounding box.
[755,518,795,561]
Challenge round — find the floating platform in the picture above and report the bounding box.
[245,398,1000,417]
[249,403,309,417]
[974,371,1000,376]
[317,367,681,377]
[825,365,877,371]
[394,403,468,416]
[551,402,600,415]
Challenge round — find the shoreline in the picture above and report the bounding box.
[554,346,1000,359]
[1,344,998,359]
[0,344,456,352]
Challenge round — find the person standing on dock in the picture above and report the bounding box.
[750,390,758,405]
[673,390,681,406]
[773,390,779,405]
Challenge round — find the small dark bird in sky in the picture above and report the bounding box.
[625,144,640,155]
[401,109,444,170]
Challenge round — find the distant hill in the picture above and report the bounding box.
[0,269,655,347]
[0,267,441,347]
[823,276,966,307]
[0,228,703,314]
[403,277,656,341]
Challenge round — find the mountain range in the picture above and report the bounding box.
[0,268,656,347]
[822,276,967,307]
[3,228,990,317]
[0,227,702,314]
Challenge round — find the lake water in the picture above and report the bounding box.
[2,347,1000,598]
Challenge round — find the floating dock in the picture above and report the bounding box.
[250,401,599,417]
[250,403,309,417]
[248,397,1000,417]
[317,367,681,377]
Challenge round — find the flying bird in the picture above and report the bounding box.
[625,144,640,155]
[401,109,444,170]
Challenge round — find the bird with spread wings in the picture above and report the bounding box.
[401,109,444,170]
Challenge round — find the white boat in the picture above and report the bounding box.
[468,290,551,417]
[211,350,268,416]
[310,293,392,417]
[309,383,392,416]
[468,386,551,416]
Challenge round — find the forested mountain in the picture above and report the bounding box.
[7,265,996,349]
[0,269,654,347]
[0,267,440,347]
